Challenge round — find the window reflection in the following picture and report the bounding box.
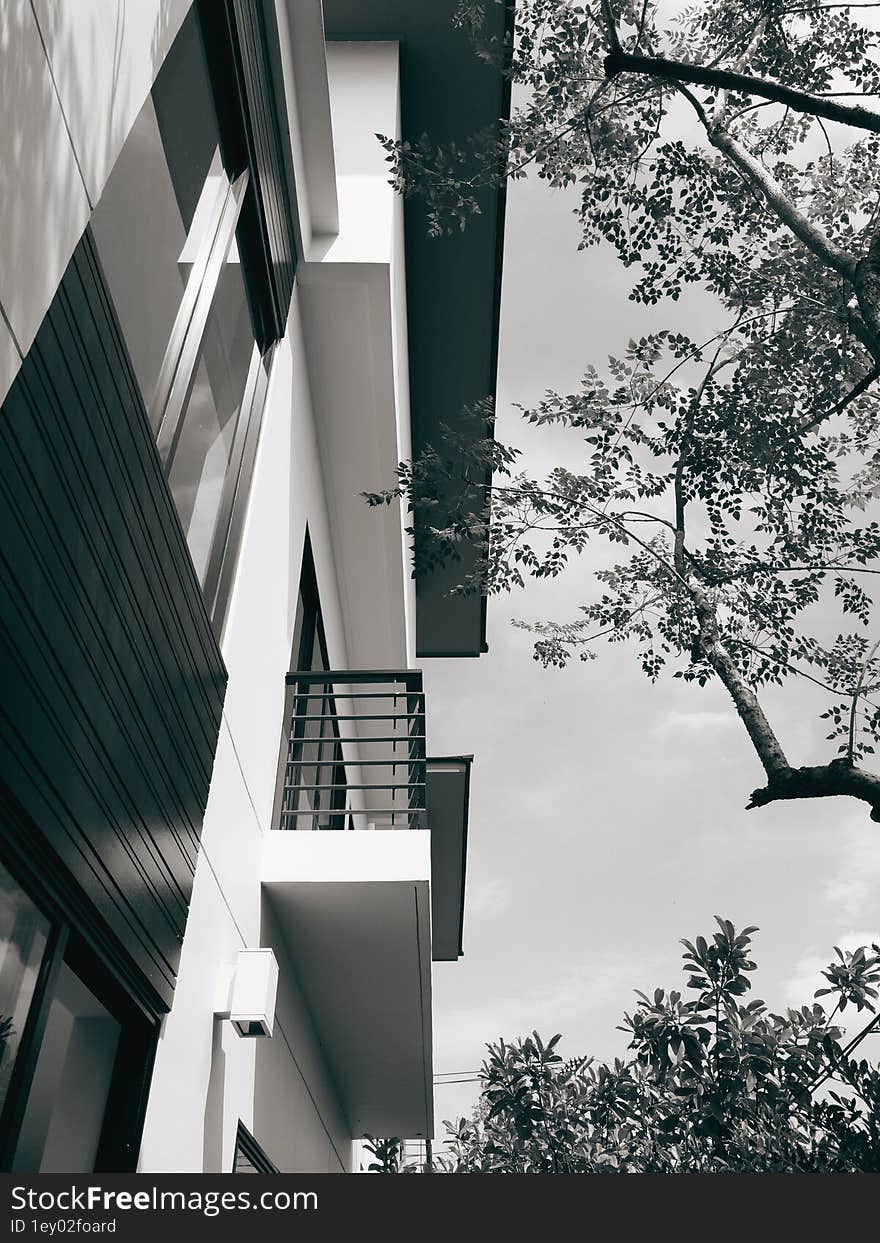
[166,259,255,584]
[90,7,224,428]
[89,3,261,593]
[0,863,50,1118]
[12,962,121,1173]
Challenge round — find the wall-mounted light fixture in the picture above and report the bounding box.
[215,948,279,1037]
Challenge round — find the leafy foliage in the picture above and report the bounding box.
[362,1136,406,1173]
[433,921,880,1172]
[0,1014,12,1058]
[368,0,880,817]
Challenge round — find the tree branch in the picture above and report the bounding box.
[848,637,880,763]
[853,231,880,354]
[671,84,860,284]
[797,363,880,434]
[670,350,791,783]
[599,0,622,55]
[603,48,880,134]
[687,578,791,781]
[713,18,768,124]
[747,759,880,821]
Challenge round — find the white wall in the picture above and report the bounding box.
[255,900,351,1171]
[140,292,354,1173]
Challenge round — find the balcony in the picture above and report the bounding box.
[262,671,470,1138]
[273,670,427,832]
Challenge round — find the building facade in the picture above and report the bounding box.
[0,0,508,1173]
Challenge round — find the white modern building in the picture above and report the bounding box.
[0,1,509,1173]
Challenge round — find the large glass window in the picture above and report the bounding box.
[165,257,256,583]
[89,4,272,617]
[89,9,224,429]
[11,963,121,1173]
[0,860,154,1173]
[0,863,51,1119]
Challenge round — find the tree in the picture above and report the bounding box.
[368,0,880,819]
[362,1136,406,1173]
[433,920,880,1172]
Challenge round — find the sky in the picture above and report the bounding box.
[421,88,880,1137]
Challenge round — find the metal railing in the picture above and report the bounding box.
[275,670,427,831]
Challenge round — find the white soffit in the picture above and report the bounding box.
[262,830,434,1139]
[297,42,411,669]
[279,0,339,244]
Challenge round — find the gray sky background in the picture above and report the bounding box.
[422,105,880,1133]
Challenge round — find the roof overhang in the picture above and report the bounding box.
[427,757,472,961]
[262,830,433,1139]
[323,1,514,658]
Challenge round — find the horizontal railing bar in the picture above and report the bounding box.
[290,713,424,723]
[282,782,424,791]
[280,808,426,817]
[286,671,422,685]
[283,730,425,740]
[283,757,423,767]
[288,692,425,702]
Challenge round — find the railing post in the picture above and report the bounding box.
[275,672,427,832]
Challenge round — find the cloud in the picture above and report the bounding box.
[822,824,880,922]
[781,928,880,1015]
[655,710,736,734]
[434,957,640,1069]
[465,877,508,919]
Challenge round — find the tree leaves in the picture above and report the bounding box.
[431,920,880,1174]
[367,1,880,810]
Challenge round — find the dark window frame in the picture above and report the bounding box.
[0,845,159,1173]
[90,0,297,640]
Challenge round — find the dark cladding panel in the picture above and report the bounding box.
[427,758,472,961]
[0,230,227,1011]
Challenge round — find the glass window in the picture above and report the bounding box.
[165,258,256,584]
[0,863,51,1118]
[11,961,121,1173]
[90,7,225,428]
[89,3,269,615]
